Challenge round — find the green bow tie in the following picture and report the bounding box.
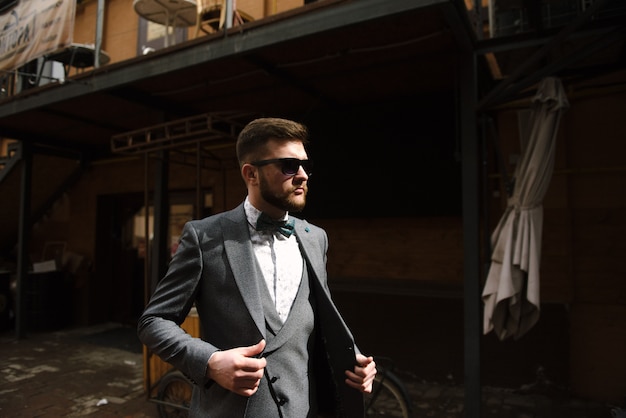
[256,213,295,237]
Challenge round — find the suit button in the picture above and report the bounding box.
[278,398,287,406]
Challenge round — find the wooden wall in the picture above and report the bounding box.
[73,0,140,64]
[319,217,463,285]
[561,87,626,402]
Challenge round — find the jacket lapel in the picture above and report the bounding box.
[221,204,266,340]
[293,218,325,286]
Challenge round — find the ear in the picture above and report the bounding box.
[242,164,257,182]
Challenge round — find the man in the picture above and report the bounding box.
[138,117,376,417]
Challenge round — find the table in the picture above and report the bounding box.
[133,0,197,47]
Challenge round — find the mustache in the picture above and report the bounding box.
[290,184,308,193]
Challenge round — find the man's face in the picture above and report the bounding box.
[257,139,310,213]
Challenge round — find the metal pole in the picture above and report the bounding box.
[95,0,105,67]
[15,141,32,339]
[225,0,233,29]
[461,49,481,417]
[142,152,151,395]
[151,150,169,292]
[196,142,202,220]
[143,153,150,305]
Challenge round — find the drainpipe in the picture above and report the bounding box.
[95,0,105,67]
[225,0,233,29]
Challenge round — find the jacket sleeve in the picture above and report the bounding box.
[137,221,217,386]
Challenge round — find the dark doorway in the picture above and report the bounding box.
[94,193,145,325]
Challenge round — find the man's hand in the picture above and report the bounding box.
[207,339,267,397]
[345,354,377,393]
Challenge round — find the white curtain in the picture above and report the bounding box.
[482,77,569,340]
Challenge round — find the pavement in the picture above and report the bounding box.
[0,322,621,418]
[0,323,154,418]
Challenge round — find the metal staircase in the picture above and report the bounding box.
[0,141,86,255]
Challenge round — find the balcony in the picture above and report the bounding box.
[466,0,626,40]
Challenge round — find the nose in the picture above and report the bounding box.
[297,165,310,177]
[294,164,309,180]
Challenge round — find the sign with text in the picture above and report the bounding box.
[0,0,75,71]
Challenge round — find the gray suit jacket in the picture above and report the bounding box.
[138,203,364,417]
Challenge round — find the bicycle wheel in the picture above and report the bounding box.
[365,369,413,418]
[156,370,192,418]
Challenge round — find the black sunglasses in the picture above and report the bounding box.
[251,158,313,176]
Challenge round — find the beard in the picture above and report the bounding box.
[259,176,307,213]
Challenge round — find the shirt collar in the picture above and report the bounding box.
[244,197,289,230]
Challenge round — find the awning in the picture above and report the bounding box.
[482,77,570,340]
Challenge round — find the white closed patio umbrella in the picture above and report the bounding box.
[482,77,569,340]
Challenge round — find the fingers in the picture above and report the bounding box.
[345,355,377,393]
[208,340,267,397]
[354,354,376,376]
[231,357,265,397]
[240,339,266,358]
[237,340,267,371]
[355,353,374,366]
[344,371,376,393]
[232,373,264,397]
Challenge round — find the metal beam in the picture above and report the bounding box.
[15,141,32,339]
[474,25,621,55]
[150,150,170,294]
[485,26,626,108]
[442,2,483,414]
[111,111,254,154]
[460,49,481,418]
[477,0,611,110]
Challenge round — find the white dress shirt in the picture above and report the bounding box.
[244,198,303,323]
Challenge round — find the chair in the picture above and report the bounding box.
[194,0,253,37]
[35,44,111,85]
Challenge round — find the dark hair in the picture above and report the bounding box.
[236,118,309,164]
